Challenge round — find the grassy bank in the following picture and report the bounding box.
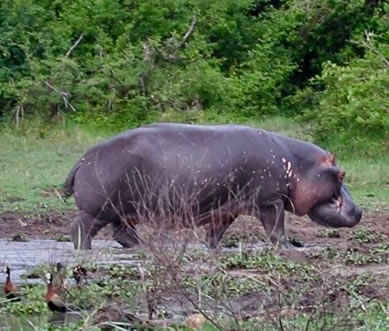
[0,118,387,213]
[0,125,109,212]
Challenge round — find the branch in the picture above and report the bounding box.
[178,15,197,49]
[136,15,196,95]
[44,81,77,112]
[65,34,84,58]
[351,32,389,69]
[44,81,67,95]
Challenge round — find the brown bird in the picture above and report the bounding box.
[45,272,68,312]
[72,264,87,285]
[56,262,65,273]
[54,262,68,294]
[3,265,20,301]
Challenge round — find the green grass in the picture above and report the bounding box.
[0,118,387,213]
[339,156,389,209]
[0,125,111,213]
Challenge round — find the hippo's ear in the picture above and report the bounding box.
[322,153,336,165]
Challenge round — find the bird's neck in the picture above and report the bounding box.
[47,282,54,292]
[46,283,56,300]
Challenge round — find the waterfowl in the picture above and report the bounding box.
[56,262,65,272]
[45,272,68,312]
[3,265,20,301]
[54,262,68,293]
[72,264,87,285]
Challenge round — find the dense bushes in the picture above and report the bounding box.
[300,48,389,153]
[0,0,388,151]
[296,2,389,153]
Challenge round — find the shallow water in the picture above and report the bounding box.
[0,239,143,329]
[0,238,267,283]
[0,239,142,284]
[0,238,326,284]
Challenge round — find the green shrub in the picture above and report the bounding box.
[0,0,388,154]
[299,33,389,154]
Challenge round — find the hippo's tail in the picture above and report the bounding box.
[62,162,81,200]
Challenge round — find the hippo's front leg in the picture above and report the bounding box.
[111,220,141,248]
[259,201,293,249]
[71,211,110,250]
[205,216,236,249]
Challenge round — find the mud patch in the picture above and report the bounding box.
[0,211,111,241]
[1,208,387,246]
[222,209,389,248]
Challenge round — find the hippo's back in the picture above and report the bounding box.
[67,123,291,218]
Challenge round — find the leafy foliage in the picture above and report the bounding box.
[297,9,389,154]
[0,0,388,151]
[302,53,389,153]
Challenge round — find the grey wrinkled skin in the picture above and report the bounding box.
[63,123,362,250]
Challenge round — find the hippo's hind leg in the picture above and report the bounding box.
[71,211,111,250]
[205,216,236,249]
[111,218,141,248]
[258,200,293,249]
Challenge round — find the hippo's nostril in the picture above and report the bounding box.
[347,207,362,227]
[356,209,362,223]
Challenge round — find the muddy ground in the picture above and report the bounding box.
[1,209,389,330]
[0,210,111,241]
[0,208,388,246]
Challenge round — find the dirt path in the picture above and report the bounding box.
[0,208,388,246]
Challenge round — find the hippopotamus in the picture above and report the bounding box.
[63,123,362,250]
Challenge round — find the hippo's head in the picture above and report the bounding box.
[291,153,362,228]
[308,185,362,228]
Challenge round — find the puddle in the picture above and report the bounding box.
[0,239,141,329]
[0,237,332,285]
[0,238,272,284]
[0,239,142,284]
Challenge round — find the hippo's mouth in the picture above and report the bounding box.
[308,186,362,228]
[333,193,343,213]
[309,197,343,227]
[310,197,341,226]
[309,210,334,227]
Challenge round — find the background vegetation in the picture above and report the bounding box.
[0,0,388,154]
